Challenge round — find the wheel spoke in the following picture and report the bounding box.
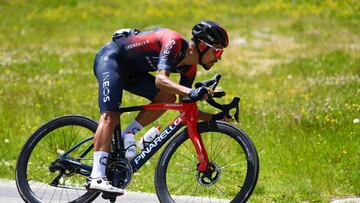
[220,172,245,184]
[211,137,232,162]
[65,185,71,202]
[186,182,200,202]
[213,182,231,199]
[168,175,195,194]
[157,123,259,203]
[209,132,224,160]
[220,162,244,170]
[16,117,98,202]
[173,150,198,165]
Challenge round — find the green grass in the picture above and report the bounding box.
[1,0,359,202]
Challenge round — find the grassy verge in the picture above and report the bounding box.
[1,0,359,202]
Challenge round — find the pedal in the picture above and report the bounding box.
[102,192,117,203]
[84,181,90,189]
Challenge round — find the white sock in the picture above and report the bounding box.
[121,120,143,137]
[90,151,109,178]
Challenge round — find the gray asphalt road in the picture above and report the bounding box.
[0,179,159,203]
[0,179,228,203]
[2,180,359,203]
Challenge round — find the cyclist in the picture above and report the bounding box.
[87,20,229,194]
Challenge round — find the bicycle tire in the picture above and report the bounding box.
[15,115,100,203]
[155,121,259,203]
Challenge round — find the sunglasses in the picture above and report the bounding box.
[202,41,224,58]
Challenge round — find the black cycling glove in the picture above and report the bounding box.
[188,86,208,101]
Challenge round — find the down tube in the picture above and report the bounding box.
[130,119,185,172]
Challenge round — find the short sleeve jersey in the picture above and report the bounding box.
[113,28,197,87]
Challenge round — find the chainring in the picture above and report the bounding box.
[106,157,133,189]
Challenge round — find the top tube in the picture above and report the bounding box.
[120,103,196,114]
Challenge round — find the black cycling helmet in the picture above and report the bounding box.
[192,20,229,48]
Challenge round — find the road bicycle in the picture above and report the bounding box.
[15,74,259,203]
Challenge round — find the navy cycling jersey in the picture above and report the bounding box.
[113,28,197,78]
[93,28,197,113]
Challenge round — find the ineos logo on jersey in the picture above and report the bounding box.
[163,39,176,55]
[102,72,110,103]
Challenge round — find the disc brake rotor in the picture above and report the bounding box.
[196,162,221,186]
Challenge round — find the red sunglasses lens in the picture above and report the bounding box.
[214,49,223,57]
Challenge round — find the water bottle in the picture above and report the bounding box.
[124,132,136,160]
[137,126,161,150]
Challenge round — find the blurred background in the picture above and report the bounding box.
[0,0,359,202]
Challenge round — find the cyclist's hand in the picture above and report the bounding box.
[188,86,209,101]
[211,112,232,122]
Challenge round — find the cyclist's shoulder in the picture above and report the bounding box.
[153,28,186,43]
[134,28,184,42]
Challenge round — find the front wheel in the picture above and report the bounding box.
[155,121,259,203]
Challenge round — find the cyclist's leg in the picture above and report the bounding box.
[124,72,176,127]
[136,90,176,126]
[89,42,124,194]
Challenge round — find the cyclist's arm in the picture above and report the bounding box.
[155,69,191,97]
[156,32,192,96]
[178,66,212,121]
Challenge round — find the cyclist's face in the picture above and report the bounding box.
[201,43,224,70]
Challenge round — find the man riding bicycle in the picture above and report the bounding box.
[87,20,229,194]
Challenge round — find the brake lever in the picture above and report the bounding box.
[206,97,240,123]
[213,90,226,98]
[209,74,221,91]
[233,97,240,123]
[195,74,222,89]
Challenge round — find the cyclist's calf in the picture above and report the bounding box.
[100,112,121,126]
[94,112,121,152]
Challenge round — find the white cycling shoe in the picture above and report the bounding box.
[86,177,124,195]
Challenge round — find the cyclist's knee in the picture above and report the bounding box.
[100,112,120,128]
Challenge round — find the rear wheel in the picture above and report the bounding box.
[16,115,100,203]
[155,121,259,203]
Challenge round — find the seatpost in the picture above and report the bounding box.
[112,124,124,158]
[110,124,124,191]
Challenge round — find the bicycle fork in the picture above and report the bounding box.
[187,121,210,172]
[184,105,210,172]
